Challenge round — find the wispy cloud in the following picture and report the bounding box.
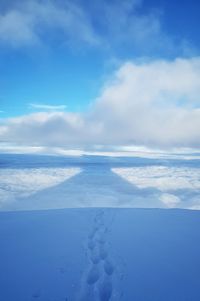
[29,103,67,111]
[0,0,189,56]
[0,0,99,48]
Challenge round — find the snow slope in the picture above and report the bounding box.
[0,208,200,301]
[0,154,200,300]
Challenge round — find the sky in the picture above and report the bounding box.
[0,0,200,152]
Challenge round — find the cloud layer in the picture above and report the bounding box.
[0,161,199,210]
[0,167,81,209]
[0,57,200,149]
[113,165,200,209]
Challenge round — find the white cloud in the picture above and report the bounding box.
[0,57,200,149]
[92,57,200,148]
[112,166,200,209]
[0,0,99,47]
[0,167,81,209]
[159,193,181,208]
[29,103,67,111]
[1,161,199,211]
[0,0,187,55]
[0,7,39,46]
[87,0,162,50]
[112,166,200,191]
[0,111,87,147]
[188,204,200,210]
[0,125,7,135]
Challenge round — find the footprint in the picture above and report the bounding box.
[95,218,104,226]
[79,210,120,301]
[97,232,106,245]
[32,290,41,298]
[99,279,113,301]
[88,230,96,240]
[58,267,66,274]
[88,239,96,250]
[99,246,108,260]
[90,250,101,264]
[87,265,100,285]
[104,260,114,276]
[96,210,104,218]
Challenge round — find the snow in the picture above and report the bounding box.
[0,154,200,300]
[0,208,200,300]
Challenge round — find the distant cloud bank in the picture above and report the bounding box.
[0,57,200,150]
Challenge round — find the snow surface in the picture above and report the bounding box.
[0,208,200,301]
[0,154,200,300]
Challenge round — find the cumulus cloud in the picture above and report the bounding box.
[92,57,200,148]
[0,57,200,149]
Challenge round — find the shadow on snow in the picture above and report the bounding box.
[12,165,160,210]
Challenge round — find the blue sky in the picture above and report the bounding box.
[0,0,200,151]
[0,47,105,116]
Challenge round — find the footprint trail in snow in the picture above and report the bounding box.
[78,210,124,301]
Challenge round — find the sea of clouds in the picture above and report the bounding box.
[0,153,199,211]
